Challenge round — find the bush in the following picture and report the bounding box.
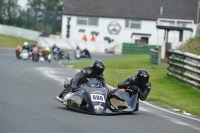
[178,37,200,55]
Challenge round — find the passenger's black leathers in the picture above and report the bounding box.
[118,76,151,101]
[59,66,107,98]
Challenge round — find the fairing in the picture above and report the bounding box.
[65,78,139,114]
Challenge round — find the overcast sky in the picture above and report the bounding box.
[18,0,28,8]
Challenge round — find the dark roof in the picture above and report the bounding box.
[63,0,199,23]
[156,25,193,32]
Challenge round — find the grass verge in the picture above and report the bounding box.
[63,54,200,117]
[0,34,37,48]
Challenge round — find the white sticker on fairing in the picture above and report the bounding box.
[83,70,86,73]
[90,94,105,103]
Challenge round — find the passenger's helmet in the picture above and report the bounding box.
[137,69,149,85]
[24,42,28,46]
[46,47,50,51]
[91,60,105,76]
[53,44,56,47]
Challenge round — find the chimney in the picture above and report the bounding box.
[160,6,163,15]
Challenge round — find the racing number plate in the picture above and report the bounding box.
[90,94,105,103]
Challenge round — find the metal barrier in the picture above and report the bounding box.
[122,43,156,54]
[150,48,161,65]
[168,49,200,89]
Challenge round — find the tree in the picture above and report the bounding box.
[0,0,18,25]
[27,0,63,33]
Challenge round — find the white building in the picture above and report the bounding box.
[60,0,198,58]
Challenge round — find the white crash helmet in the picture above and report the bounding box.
[46,47,50,51]
[24,42,28,46]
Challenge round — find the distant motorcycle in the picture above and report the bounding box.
[16,50,21,59]
[32,51,39,62]
[20,49,29,60]
[31,45,40,62]
[15,46,22,59]
[38,52,51,63]
[74,49,91,59]
[53,48,70,61]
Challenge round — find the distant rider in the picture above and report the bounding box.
[32,45,40,57]
[15,45,22,58]
[117,69,151,101]
[82,48,91,58]
[22,42,29,51]
[75,46,81,54]
[41,47,51,60]
[52,44,60,56]
[55,60,107,103]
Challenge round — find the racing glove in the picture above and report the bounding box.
[132,85,140,92]
[71,85,79,92]
[125,85,134,93]
[126,85,141,93]
[118,82,130,88]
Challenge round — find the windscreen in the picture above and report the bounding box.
[85,78,103,88]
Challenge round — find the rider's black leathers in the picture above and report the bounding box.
[59,66,107,98]
[22,45,29,51]
[117,76,151,101]
[82,49,90,56]
[52,46,59,55]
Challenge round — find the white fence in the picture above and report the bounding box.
[168,50,200,89]
[38,36,120,53]
[0,24,41,41]
[0,24,121,53]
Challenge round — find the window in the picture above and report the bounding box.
[77,17,98,26]
[77,17,87,25]
[125,19,141,29]
[177,22,188,27]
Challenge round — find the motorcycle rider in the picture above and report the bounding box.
[22,42,29,51]
[15,45,22,58]
[55,60,107,103]
[32,45,40,53]
[41,47,51,60]
[75,46,81,53]
[117,69,151,101]
[32,45,40,60]
[82,48,91,58]
[52,44,59,56]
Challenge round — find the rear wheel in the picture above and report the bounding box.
[66,53,70,60]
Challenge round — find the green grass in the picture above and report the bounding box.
[0,34,37,48]
[64,54,200,116]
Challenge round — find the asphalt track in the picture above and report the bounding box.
[0,48,199,133]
